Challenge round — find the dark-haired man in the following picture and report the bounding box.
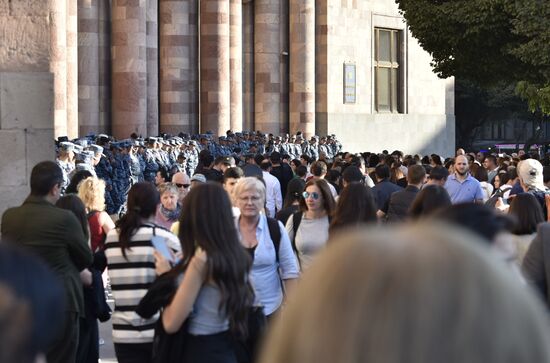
[383,164,426,222]
[1,161,93,363]
[372,164,403,212]
[270,151,294,198]
[483,155,499,183]
[426,165,449,187]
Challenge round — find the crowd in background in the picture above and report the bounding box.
[3,132,550,363]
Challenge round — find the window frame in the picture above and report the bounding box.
[374,27,402,113]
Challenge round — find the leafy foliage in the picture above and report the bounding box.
[396,0,550,114]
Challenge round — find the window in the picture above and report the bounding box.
[374,28,402,113]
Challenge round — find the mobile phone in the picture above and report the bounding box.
[151,236,174,263]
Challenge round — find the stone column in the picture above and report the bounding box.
[66,0,79,138]
[147,0,159,137]
[229,0,243,132]
[254,0,281,135]
[50,0,68,138]
[242,0,254,131]
[159,0,199,135]
[98,0,111,133]
[78,0,100,137]
[111,0,147,139]
[200,0,230,135]
[289,0,315,137]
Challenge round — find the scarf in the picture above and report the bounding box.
[159,204,181,222]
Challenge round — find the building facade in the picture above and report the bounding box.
[0,0,454,217]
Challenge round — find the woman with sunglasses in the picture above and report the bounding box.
[285,179,335,270]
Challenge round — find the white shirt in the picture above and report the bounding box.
[263,171,283,217]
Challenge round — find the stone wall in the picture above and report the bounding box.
[317,0,455,156]
[0,1,55,223]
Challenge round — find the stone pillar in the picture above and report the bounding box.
[315,0,328,137]
[200,0,230,135]
[254,0,281,135]
[50,0,68,138]
[111,0,147,139]
[98,0,111,133]
[147,0,159,137]
[279,0,289,132]
[78,0,100,137]
[290,0,315,137]
[229,0,243,132]
[159,0,199,135]
[66,0,79,138]
[242,0,254,131]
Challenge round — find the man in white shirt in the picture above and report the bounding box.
[260,160,282,217]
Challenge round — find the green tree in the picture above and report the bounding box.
[455,80,539,150]
[396,0,550,114]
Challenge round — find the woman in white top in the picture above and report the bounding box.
[233,177,300,318]
[285,179,335,270]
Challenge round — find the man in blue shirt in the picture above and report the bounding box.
[445,155,484,204]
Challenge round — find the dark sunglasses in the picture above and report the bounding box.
[302,191,320,200]
[175,183,190,189]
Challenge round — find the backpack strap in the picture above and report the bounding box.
[291,211,303,258]
[266,217,281,263]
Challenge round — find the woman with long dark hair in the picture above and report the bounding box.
[285,179,335,270]
[409,185,452,219]
[104,182,180,363]
[508,193,544,264]
[329,182,377,235]
[161,182,255,362]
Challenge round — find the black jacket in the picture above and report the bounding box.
[386,185,420,223]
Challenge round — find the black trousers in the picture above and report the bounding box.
[115,342,153,363]
[47,312,79,363]
[183,331,237,363]
[75,316,99,363]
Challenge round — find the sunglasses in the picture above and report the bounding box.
[302,191,320,200]
[175,183,190,189]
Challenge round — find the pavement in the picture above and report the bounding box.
[98,309,117,363]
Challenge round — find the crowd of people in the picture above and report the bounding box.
[55,131,342,215]
[4,132,550,363]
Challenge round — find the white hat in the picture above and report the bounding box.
[517,159,545,191]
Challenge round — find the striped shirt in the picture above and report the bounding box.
[105,223,181,344]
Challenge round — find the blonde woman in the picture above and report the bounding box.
[78,177,115,252]
[233,177,299,319]
[260,223,550,363]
